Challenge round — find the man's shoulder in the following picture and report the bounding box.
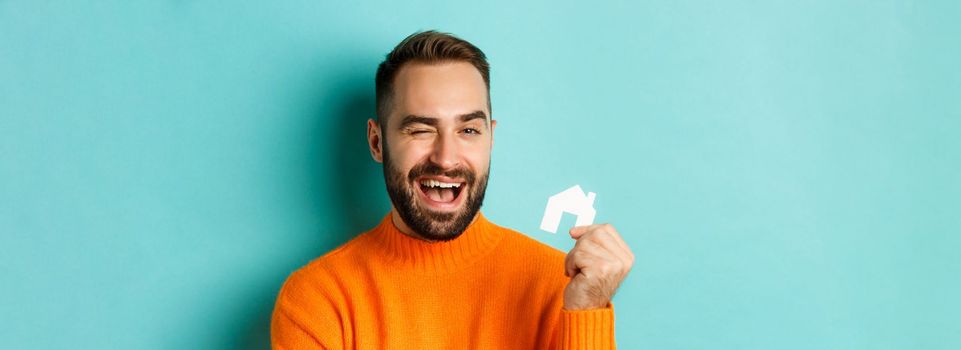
[279,231,373,292]
[272,234,374,330]
[296,231,372,276]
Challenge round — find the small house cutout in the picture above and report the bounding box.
[540,185,596,234]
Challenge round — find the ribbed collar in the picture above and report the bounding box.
[368,211,505,274]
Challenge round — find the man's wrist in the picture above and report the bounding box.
[563,299,612,311]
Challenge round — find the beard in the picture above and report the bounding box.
[382,146,490,242]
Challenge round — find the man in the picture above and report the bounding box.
[271,30,634,349]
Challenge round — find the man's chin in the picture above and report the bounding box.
[409,209,473,241]
[415,203,463,218]
[422,229,463,241]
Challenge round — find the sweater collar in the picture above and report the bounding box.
[370,211,504,273]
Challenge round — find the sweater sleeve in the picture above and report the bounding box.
[557,303,616,349]
[270,270,346,350]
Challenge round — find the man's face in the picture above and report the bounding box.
[369,61,496,241]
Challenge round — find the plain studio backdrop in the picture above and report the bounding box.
[1,1,959,349]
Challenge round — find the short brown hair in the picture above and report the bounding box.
[375,30,491,126]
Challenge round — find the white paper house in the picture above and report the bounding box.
[540,185,597,234]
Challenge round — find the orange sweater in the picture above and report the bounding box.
[271,212,616,349]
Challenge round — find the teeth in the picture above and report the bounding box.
[419,179,462,188]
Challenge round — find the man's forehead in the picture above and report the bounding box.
[390,61,489,123]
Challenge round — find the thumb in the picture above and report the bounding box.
[569,225,593,239]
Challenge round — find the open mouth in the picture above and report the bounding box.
[415,177,467,209]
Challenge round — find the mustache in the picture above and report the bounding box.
[407,162,477,185]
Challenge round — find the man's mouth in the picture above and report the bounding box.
[415,177,467,209]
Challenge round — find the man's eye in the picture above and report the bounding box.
[463,128,481,135]
[409,129,431,135]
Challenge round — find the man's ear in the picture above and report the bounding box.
[367,118,384,163]
[490,119,497,149]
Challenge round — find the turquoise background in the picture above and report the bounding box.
[2,1,959,349]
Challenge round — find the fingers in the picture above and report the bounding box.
[564,240,606,277]
[568,224,635,269]
[565,234,631,280]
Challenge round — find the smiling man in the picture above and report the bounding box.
[271,31,634,349]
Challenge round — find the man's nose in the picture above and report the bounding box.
[429,132,461,170]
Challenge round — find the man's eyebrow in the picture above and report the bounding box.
[399,115,438,128]
[399,112,488,128]
[458,111,488,123]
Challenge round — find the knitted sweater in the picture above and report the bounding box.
[271,212,616,349]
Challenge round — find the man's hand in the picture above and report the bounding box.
[563,223,634,310]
